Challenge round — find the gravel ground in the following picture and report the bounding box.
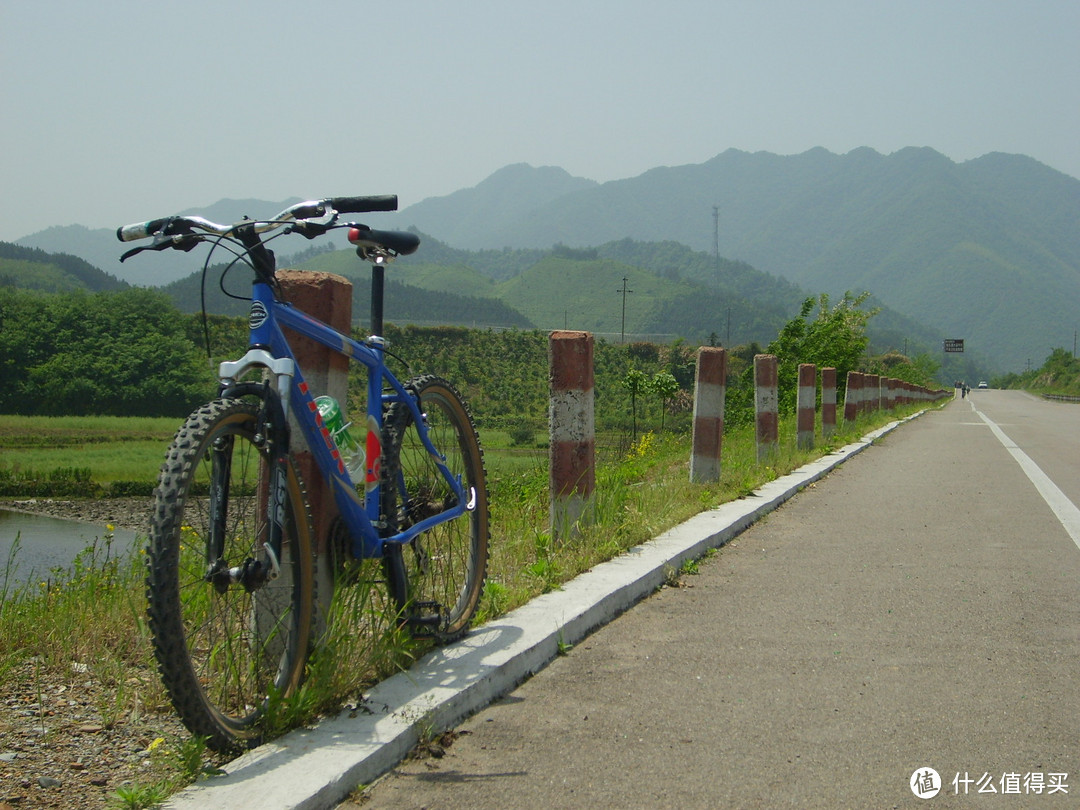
[1,497,229,810]
[0,659,198,810]
[0,497,153,536]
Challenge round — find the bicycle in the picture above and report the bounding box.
[117,196,489,751]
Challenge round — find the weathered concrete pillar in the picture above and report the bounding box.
[690,347,727,483]
[797,363,816,450]
[821,367,837,438]
[843,371,860,423]
[549,331,595,539]
[754,354,778,462]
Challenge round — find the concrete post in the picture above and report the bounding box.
[821,367,837,438]
[797,363,816,450]
[843,371,860,423]
[754,354,778,462]
[690,347,727,483]
[549,331,595,539]
[794,367,816,453]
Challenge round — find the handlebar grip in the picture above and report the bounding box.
[116,217,169,242]
[330,195,398,213]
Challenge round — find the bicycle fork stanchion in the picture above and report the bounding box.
[276,269,353,623]
[690,346,727,484]
[549,330,595,540]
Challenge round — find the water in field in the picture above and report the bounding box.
[0,509,139,591]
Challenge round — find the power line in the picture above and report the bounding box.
[617,276,634,344]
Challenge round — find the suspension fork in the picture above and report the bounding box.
[206,382,289,593]
[207,432,234,568]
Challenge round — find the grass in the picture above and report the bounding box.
[0,414,179,489]
[0,402,935,804]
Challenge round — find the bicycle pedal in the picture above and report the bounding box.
[405,602,444,635]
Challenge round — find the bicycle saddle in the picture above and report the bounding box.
[348,226,420,258]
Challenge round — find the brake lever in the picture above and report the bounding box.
[119,233,201,262]
[287,206,340,240]
[288,220,333,239]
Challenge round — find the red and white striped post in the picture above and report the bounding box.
[690,347,727,483]
[755,354,779,462]
[821,367,837,438]
[797,363,816,450]
[549,330,595,539]
[843,371,860,423]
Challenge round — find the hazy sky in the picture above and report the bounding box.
[2,0,1078,243]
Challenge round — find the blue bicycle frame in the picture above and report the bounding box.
[217,278,472,561]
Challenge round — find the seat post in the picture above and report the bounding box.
[370,264,385,338]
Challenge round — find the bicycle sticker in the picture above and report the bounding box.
[365,415,381,493]
[248,300,268,329]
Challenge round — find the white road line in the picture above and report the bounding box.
[970,401,1080,551]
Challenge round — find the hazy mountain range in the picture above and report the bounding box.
[398,149,1080,372]
[12,147,1080,372]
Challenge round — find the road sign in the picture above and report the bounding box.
[944,339,964,353]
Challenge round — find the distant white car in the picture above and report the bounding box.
[977,381,988,389]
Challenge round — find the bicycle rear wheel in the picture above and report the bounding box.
[146,397,315,751]
[381,376,489,641]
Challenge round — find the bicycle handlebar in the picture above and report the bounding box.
[330,195,398,214]
[116,195,400,243]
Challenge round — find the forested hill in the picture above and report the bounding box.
[17,145,1070,372]
[157,249,536,331]
[3,220,970,374]
[0,241,129,293]
[288,234,946,365]
[399,149,1080,372]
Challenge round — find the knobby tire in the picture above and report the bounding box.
[381,376,489,641]
[145,398,315,751]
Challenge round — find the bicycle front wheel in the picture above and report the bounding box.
[146,397,315,751]
[381,376,489,641]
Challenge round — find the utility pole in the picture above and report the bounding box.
[712,205,720,288]
[617,276,634,344]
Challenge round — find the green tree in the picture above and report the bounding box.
[868,350,939,388]
[648,371,678,432]
[623,369,647,439]
[0,287,211,416]
[766,292,877,414]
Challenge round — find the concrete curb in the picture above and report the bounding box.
[164,416,914,810]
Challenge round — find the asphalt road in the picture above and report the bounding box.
[350,393,1080,809]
